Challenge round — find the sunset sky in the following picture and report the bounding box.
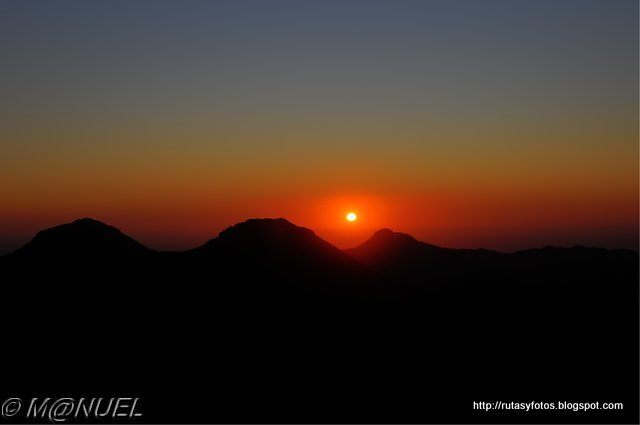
[1,0,637,253]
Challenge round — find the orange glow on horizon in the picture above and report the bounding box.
[0,188,637,253]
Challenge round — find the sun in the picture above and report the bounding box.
[346,212,357,222]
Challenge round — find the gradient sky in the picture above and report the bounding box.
[1,0,638,253]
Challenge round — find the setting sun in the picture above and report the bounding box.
[346,212,357,222]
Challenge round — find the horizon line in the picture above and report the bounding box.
[1,216,638,257]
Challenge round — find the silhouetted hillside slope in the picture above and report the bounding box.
[345,227,500,274]
[1,218,638,423]
[346,228,637,303]
[5,218,156,260]
[161,218,373,312]
[189,218,363,275]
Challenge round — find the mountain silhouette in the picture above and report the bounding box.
[346,227,636,300]
[5,217,155,260]
[346,227,499,267]
[191,218,361,270]
[1,217,638,423]
[176,218,370,306]
[345,228,505,299]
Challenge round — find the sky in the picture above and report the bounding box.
[1,0,638,253]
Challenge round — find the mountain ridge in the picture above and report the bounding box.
[4,217,156,260]
[3,217,636,258]
[2,217,637,423]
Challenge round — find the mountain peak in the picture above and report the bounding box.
[193,218,363,277]
[218,217,314,241]
[70,217,107,226]
[372,228,394,237]
[345,228,442,266]
[360,228,428,252]
[370,228,417,243]
[9,218,154,259]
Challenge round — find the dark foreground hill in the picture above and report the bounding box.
[347,228,637,303]
[1,218,638,424]
[5,217,155,260]
[185,217,367,287]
